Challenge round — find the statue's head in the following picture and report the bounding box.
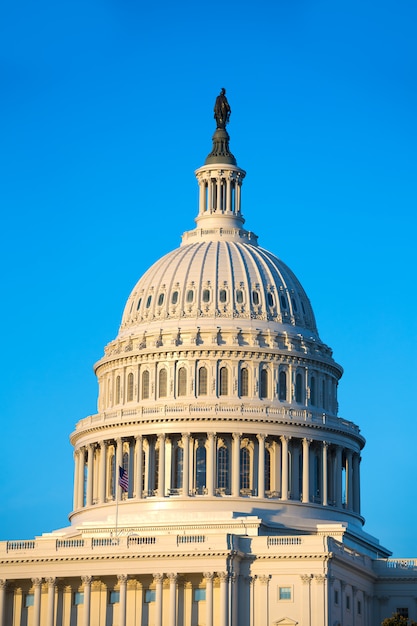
[221,88,226,95]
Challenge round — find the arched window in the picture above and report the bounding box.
[295,372,303,403]
[219,367,228,396]
[279,371,287,401]
[267,292,274,307]
[178,367,187,396]
[310,376,316,406]
[252,290,260,305]
[236,289,243,304]
[159,369,167,398]
[202,289,210,303]
[174,446,183,490]
[240,447,250,491]
[171,291,179,305]
[322,379,327,410]
[157,293,164,306]
[115,375,121,404]
[314,453,321,500]
[196,445,206,491]
[219,289,227,303]
[109,453,115,499]
[217,446,229,491]
[240,368,249,397]
[186,289,194,303]
[198,367,208,395]
[142,370,150,399]
[127,373,134,402]
[260,369,269,399]
[265,447,271,492]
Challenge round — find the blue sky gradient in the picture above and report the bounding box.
[1,0,416,556]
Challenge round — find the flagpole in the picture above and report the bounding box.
[115,469,119,538]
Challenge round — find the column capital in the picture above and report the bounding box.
[181,432,190,440]
[217,572,229,582]
[46,577,56,587]
[117,574,128,585]
[314,574,325,585]
[81,576,93,586]
[135,434,143,442]
[153,573,164,583]
[300,574,312,585]
[258,575,270,585]
[157,433,165,443]
[0,580,6,590]
[31,578,42,587]
[167,573,178,583]
[232,432,241,441]
[256,433,266,442]
[203,572,215,581]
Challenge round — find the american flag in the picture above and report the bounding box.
[119,466,129,492]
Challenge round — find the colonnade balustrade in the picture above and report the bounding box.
[73,432,361,515]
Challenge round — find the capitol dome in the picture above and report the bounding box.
[70,96,364,536]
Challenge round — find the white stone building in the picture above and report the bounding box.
[1,96,416,626]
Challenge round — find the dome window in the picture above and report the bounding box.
[236,289,244,304]
[291,297,298,312]
[252,291,260,306]
[219,367,229,396]
[310,376,316,406]
[295,372,304,403]
[198,367,208,395]
[146,295,152,309]
[219,289,227,303]
[202,289,210,303]
[141,371,150,399]
[171,291,179,305]
[186,289,194,303]
[260,369,269,399]
[240,368,249,397]
[267,293,274,307]
[301,301,306,314]
[178,367,187,396]
[127,373,134,402]
[280,295,287,310]
[158,369,167,398]
[279,371,287,401]
[157,293,164,306]
[136,298,142,311]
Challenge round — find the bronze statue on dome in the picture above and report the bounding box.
[214,88,231,129]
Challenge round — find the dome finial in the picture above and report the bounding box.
[214,88,231,129]
[205,89,236,165]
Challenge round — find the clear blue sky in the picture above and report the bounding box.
[1,0,416,556]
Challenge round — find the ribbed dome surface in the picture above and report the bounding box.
[119,240,318,337]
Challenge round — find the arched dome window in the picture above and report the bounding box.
[171,291,179,305]
[198,367,208,396]
[219,289,227,303]
[252,290,260,306]
[310,376,316,406]
[142,371,150,399]
[136,297,142,311]
[178,367,187,396]
[219,367,228,396]
[267,292,274,307]
[240,368,249,397]
[236,289,244,304]
[195,444,206,492]
[240,447,250,491]
[115,375,121,405]
[146,295,152,308]
[127,373,134,402]
[186,289,194,303]
[279,371,287,401]
[260,369,269,399]
[217,445,229,492]
[202,289,210,303]
[174,445,183,490]
[295,372,304,404]
[280,295,288,310]
[159,369,167,398]
[265,447,271,493]
[291,297,298,312]
[157,293,164,306]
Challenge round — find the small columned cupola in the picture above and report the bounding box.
[182,89,257,245]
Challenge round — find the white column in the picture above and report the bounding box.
[302,438,310,503]
[353,453,361,513]
[204,573,214,626]
[219,572,228,626]
[0,580,6,626]
[236,179,241,214]
[135,435,143,499]
[207,433,215,496]
[346,449,353,510]
[199,179,206,214]
[154,574,164,626]
[257,434,265,498]
[73,450,80,510]
[231,574,238,626]
[232,433,240,496]
[77,448,85,508]
[158,434,165,497]
[280,436,289,500]
[99,440,107,504]
[226,177,231,213]
[82,575,92,626]
[322,442,328,506]
[116,438,123,500]
[207,177,213,212]
[168,573,177,626]
[86,444,94,506]
[118,575,127,626]
[46,578,55,626]
[32,578,42,626]
[182,433,190,497]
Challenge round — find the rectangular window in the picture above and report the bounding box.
[25,594,34,608]
[145,589,156,603]
[346,595,350,610]
[358,600,362,615]
[74,592,84,605]
[109,591,120,604]
[194,588,206,602]
[278,587,292,601]
[334,589,339,605]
